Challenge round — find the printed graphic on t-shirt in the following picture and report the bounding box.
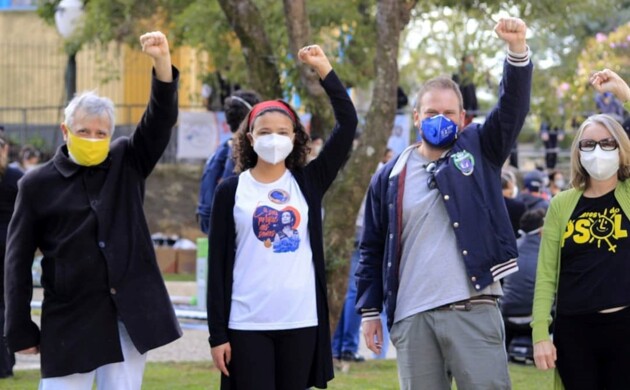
[252,202,301,253]
[268,189,290,204]
[563,206,628,253]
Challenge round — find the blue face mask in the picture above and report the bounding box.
[420,114,459,148]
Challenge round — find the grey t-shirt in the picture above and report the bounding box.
[394,149,502,323]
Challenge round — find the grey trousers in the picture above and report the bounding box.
[390,303,511,390]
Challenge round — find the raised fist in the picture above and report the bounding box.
[298,44,333,79]
[494,17,527,53]
[139,31,170,60]
[590,69,630,103]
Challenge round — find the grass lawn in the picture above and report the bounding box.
[162,273,196,282]
[3,360,553,389]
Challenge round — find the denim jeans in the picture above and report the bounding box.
[331,249,362,356]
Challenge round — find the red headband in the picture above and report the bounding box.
[247,100,296,130]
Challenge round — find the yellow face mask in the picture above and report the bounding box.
[65,128,111,166]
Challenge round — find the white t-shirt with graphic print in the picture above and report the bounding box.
[229,169,318,330]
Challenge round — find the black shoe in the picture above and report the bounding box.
[341,351,365,362]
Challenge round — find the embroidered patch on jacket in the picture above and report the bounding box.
[451,150,475,176]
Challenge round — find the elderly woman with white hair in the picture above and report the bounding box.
[532,69,630,389]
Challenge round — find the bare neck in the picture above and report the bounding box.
[583,175,618,198]
[250,161,287,183]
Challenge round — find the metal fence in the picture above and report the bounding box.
[0,104,190,163]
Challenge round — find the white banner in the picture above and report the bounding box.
[176,111,230,160]
[387,113,412,157]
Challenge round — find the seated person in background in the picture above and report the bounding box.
[517,170,549,210]
[500,208,546,349]
[9,145,41,173]
[502,170,526,238]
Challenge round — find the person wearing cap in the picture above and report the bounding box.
[532,69,630,389]
[207,44,357,389]
[356,17,532,389]
[4,32,181,389]
[518,169,550,211]
[197,90,261,234]
[500,208,546,350]
[595,91,625,122]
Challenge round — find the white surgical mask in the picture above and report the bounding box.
[253,134,294,165]
[579,145,620,181]
[554,178,565,189]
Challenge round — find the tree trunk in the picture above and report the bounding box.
[323,0,415,329]
[363,0,403,155]
[217,0,283,99]
[282,0,334,137]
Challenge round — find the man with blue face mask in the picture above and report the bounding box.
[356,17,533,389]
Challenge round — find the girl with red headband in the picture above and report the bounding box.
[208,45,358,389]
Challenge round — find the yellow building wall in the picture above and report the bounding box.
[122,45,209,124]
[0,10,208,126]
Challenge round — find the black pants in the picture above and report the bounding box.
[0,302,15,378]
[509,146,519,168]
[222,326,317,390]
[555,307,630,389]
[544,133,559,169]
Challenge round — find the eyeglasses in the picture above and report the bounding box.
[578,138,618,152]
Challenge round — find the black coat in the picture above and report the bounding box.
[4,68,182,378]
[0,166,23,295]
[208,70,358,389]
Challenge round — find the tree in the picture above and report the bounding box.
[322,0,416,314]
[216,0,283,99]
[282,0,332,137]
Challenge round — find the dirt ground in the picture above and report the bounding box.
[144,163,207,243]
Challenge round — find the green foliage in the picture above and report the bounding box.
[572,21,630,118]
[399,0,627,130]
[35,0,59,25]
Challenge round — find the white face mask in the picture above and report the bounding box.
[253,134,294,165]
[579,145,620,181]
[554,178,565,189]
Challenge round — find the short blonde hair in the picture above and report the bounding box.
[415,76,464,112]
[570,114,630,190]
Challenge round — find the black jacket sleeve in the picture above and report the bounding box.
[129,66,180,178]
[303,70,358,195]
[207,177,237,347]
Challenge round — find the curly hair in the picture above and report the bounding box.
[233,101,310,173]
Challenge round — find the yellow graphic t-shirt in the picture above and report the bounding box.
[558,190,630,315]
